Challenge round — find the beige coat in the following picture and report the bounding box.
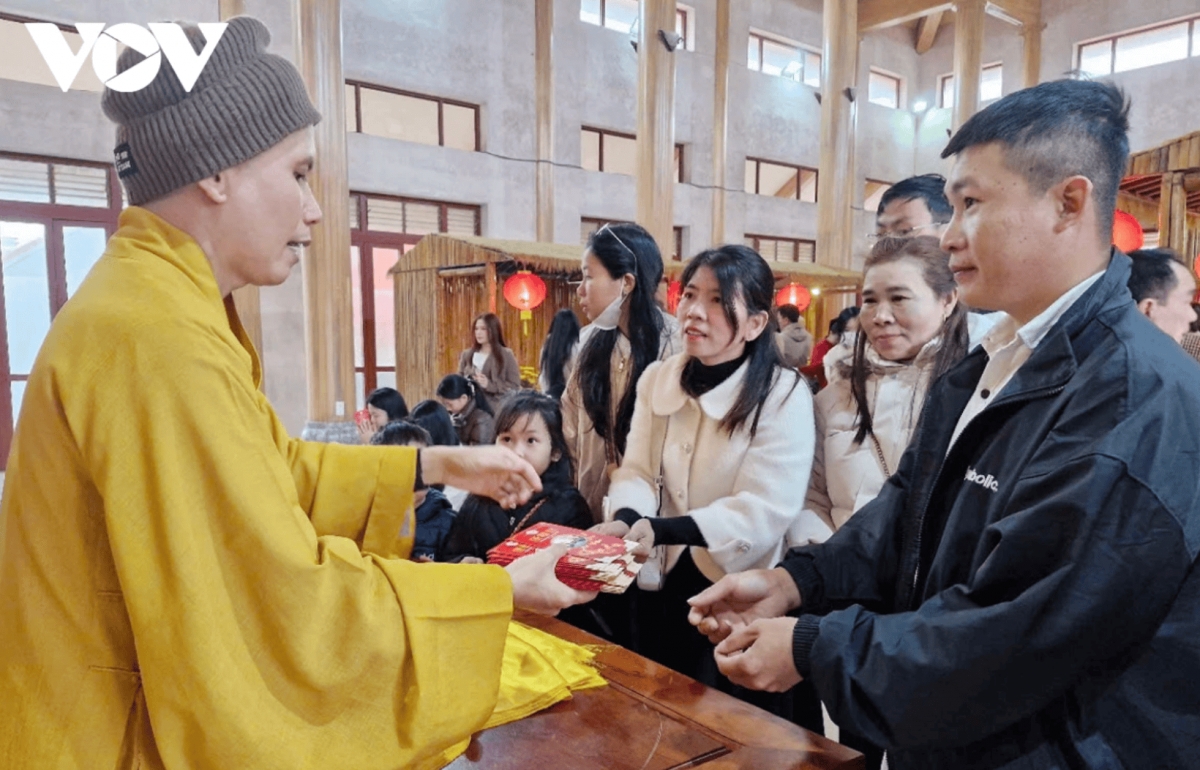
[804,340,939,533]
[608,354,817,583]
[458,346,521,409]
[561,310,679,521]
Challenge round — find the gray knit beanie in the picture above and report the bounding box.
[101,16,321,206]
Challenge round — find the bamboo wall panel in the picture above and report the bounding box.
[436,274,490,398]
[394,268,441,405]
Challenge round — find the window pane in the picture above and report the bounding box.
[744,160,757,194]
[373,247,399,368]
[52,164,109,207]
[580,0,601,25]
[63,226,107,297]
[1114,23,1189,73]
[1,221,51,375]
[941,75,955,109]
[355,371,365,410]
[1079,40,1112,77]
[868,71,900,108]
[604,0,638,33]
[676,9,686,40]
[674,144,683,183]
[761,39,799,77]
[345,84,358,131]
[349,196,360,229]
[360,89,439,145]
[446,206,477,235]
[0,19,104,92]
[980,65,1002,102]
[0,158,50,204]
[804,51,822,87]
[405,202,440,235]
[581,129,601,171]
[758,162,799,198]
[351,245,364,367]
[443,104,476,151]
[748,35,761,70]
[366,198,406,233]
[11,380,27,431]
[376,370,396,391]
[604,133,637,176]
[798,241,815,263]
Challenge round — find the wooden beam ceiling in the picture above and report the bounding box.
[859,0,952,33]
[915,11,943,54]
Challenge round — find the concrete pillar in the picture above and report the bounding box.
[815,0,858,271]
[711,0,730,245]
[953,0,986,129]
[535,0,555,242]
[635,0,678,257]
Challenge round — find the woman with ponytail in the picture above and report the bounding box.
[436,373,495,446]
[561,223,679,522]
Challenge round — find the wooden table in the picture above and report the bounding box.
[447,613,863,769]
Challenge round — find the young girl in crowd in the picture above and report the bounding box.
[436,374,495,446]
[370,421,455,561]
[458,312,521,410]
[438,391,591,562]
[538,308,581,400]
[561,222,680,522]
[801,235,969,768]
[599,245,819,717]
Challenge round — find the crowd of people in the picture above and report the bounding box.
[2,16,1198,770]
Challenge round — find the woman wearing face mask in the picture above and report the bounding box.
[561,223,679,523]
[600,245,817,709]
[798,235,969,767]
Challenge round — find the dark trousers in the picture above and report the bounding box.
[631,550,824,735]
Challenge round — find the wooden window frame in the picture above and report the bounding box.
[582,127,685,183]
[744,234,817,264]
[350,193,481,399]
[583,0,691,45]
[744,157,819,203]
[1075,15,1199,77]
[867,68,903,109]
[747,30,821,86]
[0,152,121,468]
[938,63,1003,109]
[346,80,481,152]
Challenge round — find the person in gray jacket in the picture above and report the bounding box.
[774,303,813,368]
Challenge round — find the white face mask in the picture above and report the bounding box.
[591,291,627,331]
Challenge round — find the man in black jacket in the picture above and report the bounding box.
[689,79,1200,769]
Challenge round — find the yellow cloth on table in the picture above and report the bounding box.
[436,620,608,767]
[0,207,514,770]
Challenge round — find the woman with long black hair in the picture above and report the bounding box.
[561,222,679,523]
[457,312,521,411]
[599,244,819,718]
[537,308,581,400]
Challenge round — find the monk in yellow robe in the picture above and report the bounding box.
[0,17,593,769]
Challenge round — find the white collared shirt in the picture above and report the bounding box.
[947,271,1105,453]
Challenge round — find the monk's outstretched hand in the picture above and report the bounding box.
[506,544,598,616]
[420,445,542,509]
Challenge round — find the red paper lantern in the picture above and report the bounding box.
[666,279,682,313]
[503,270,547,336]
[1112,210,1144,253]
[775,283,812,312]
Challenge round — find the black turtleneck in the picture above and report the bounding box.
[681,350,749,398]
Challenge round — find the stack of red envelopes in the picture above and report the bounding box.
[487,522,644,594]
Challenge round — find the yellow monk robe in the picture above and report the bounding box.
[0,207,514,769]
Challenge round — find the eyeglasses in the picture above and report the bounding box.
[866,222,945,240]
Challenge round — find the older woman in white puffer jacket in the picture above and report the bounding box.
[803,236,972,535]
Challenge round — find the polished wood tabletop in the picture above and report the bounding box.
[446,612,864,769]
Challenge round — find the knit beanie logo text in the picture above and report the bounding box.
[964,467,1000,492]
[26,23,228,93]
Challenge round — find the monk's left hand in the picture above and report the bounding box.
[421,445,542,509]
[713,617,802,693]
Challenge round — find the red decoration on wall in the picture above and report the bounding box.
[503,270,547,336]
[666,279,682,313]
[775,283,812,312]
[1111,210,1145,253]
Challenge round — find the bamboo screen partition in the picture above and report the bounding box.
[1120,130,1200,265]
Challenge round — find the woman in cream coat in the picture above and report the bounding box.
[600,245,819,705]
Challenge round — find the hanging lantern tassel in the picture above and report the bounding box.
[503,270,547,338]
